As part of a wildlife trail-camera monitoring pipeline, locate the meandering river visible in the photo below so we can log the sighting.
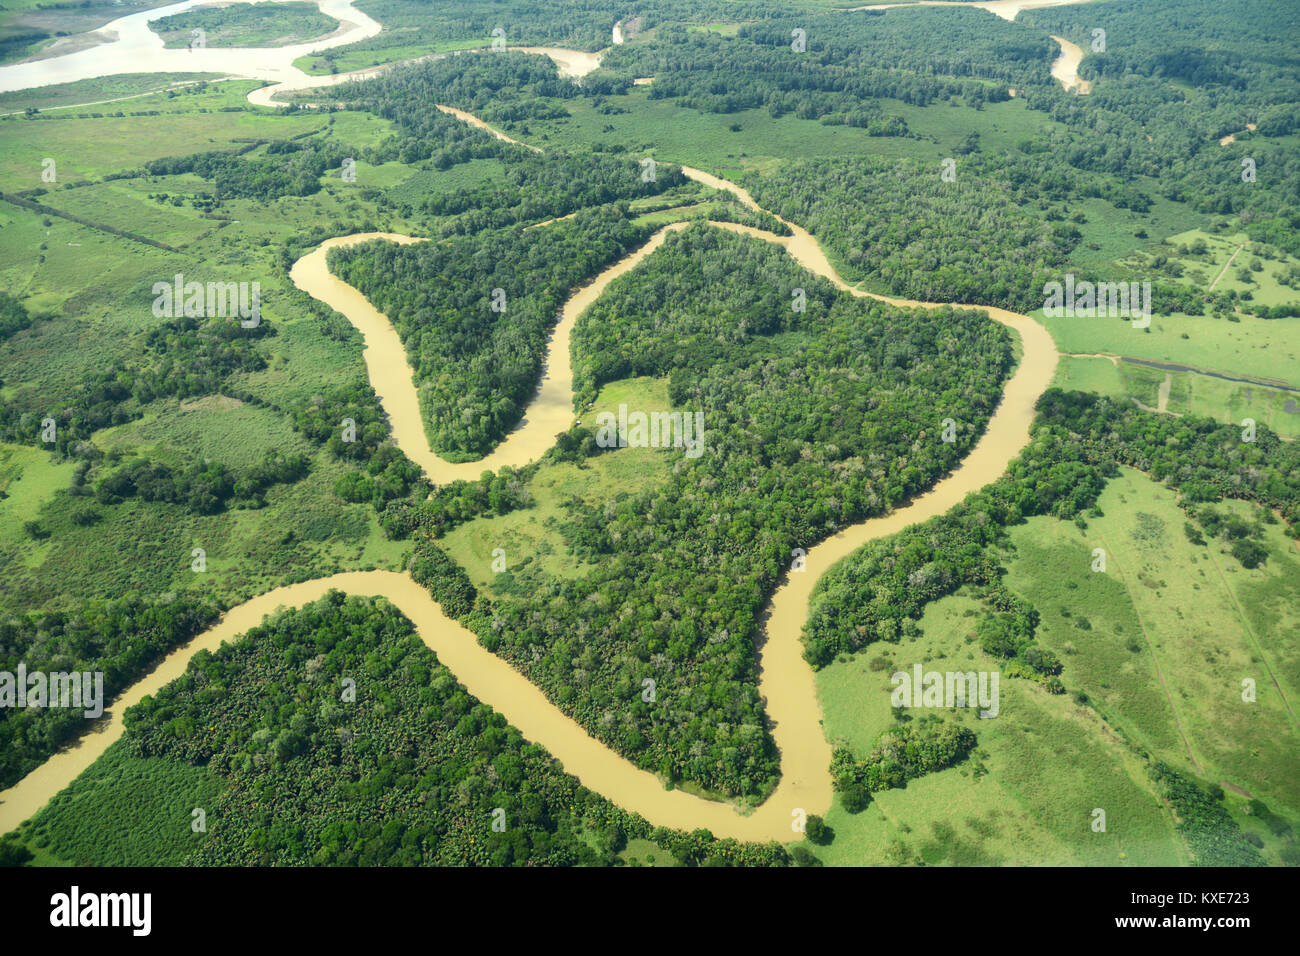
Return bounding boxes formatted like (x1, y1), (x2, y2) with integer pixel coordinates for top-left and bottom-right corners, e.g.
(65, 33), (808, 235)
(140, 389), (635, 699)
(0, 9), (1063, 845)
(0, 0), (1096, 99)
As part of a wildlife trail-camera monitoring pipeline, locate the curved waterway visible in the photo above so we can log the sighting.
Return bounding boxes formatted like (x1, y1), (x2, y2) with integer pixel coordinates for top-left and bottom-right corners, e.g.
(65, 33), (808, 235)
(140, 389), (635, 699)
(0, 0), (1091, 100)
(0, 0), (606, 101)
(1, 132), (1058, 840)
(0, 0), (382, 95)
(1048, 34), (1090, 94)
(0, 60), (1061, 845)
(842, 0), (1095, 93)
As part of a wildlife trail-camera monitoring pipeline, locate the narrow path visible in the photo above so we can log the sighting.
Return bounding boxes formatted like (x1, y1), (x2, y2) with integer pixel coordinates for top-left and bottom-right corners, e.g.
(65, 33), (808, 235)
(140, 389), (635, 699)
(1209, 243), (1246, 292)
(0, 78), (213, 116)
(1156, 372), (1172, 414)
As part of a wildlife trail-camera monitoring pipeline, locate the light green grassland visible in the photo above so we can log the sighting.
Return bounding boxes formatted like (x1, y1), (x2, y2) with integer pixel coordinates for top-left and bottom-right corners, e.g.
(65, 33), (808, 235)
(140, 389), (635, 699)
(1004, 467), (1300, 820)
(810, 592), (1185, 866)
(150, 1), (338, 49)
(1052, 356), (1300, 440)
(0, 96), (327, 187)
(0, 74), (225, 115)
(617, 837), (672, 866)
(1068, 193), (1208, 273)
(94, 395), (307, 470)
(42, 179), (217, 246)
(1141, 229), (1300, 308)
(0, 442), (75, 543)
(1039, 307), (1300, 388)
(440, 377), (674, 599)
(384, 157), (511, 206)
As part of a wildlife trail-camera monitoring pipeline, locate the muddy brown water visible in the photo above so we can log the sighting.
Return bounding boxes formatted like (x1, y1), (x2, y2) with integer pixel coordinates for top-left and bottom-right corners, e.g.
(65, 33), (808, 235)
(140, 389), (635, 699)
(0, 92), (1059, 846)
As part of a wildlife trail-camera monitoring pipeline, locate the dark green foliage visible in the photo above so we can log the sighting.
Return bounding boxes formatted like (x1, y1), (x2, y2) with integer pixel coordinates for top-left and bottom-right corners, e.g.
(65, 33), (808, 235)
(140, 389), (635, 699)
(604, 10), (1041, 117)
(330, 206), (651, 458)
(409, 539), (478, 618)
(791, 846), (822, 866)
(480, 225), (1012, 798)
(840, 782), (871, 814)
(405, 467), (534, 538)
(1150, 762), (1264, 867)
(744, 155), (1078, 312)
(420, 151), (688, 235)
(135, 314), (273, 402)
(143, 138), (352, 200)
(0, 593), (220, 789)
(831, 716), (977, 795)
(117, 593), (787, 866)
(94, 450), (309, 514)
(0, 291), (32, 342)
(804, 814), (832, 845)
(332, 444), (424, 512)
(1020, 0), (1300, 253)
(0, 837), (33, 866)
(288, 382), (428, 526)
(1247, 800), (1294, 839)
(289, 382), (389, 459)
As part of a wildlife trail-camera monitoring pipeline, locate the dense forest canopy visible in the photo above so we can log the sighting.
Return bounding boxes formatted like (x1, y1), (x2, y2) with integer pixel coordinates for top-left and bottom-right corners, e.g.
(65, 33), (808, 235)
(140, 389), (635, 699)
(2, 0), (1298, 871)
(402, 224), (1013, 798)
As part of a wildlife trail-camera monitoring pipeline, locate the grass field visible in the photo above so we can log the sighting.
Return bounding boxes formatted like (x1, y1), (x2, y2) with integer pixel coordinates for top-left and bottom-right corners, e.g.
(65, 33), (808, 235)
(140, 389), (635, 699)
(0, 95), (326, 187)
(804, 464), (1300, 866)
(0, 74), (226, 115)
(1128, 229), (1300, 308)
(1052, 356), (1300, 440)
(150, 1), (338, 49)
(1039, 306), (1300, 388)
(809, 592), (1186, 866)
(0, 442), (75, 545)
(1003, 467), (1300, 826)
(439, 376), (674, 599)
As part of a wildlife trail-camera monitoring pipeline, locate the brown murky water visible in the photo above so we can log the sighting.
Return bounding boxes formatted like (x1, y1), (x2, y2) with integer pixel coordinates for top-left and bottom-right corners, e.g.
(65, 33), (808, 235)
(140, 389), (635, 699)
(1049, 34), (1091, 93)
(0, 106), (1059, 845)
(843, 1), (1095, 93)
